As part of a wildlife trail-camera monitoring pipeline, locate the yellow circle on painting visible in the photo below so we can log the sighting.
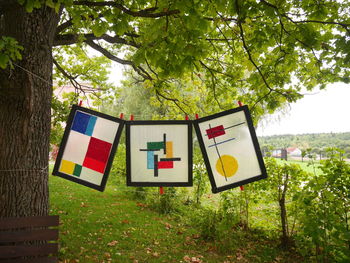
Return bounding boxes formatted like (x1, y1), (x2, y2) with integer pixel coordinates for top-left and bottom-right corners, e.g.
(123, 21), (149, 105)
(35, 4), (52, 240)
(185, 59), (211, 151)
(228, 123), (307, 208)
(216, 155), (238, 178)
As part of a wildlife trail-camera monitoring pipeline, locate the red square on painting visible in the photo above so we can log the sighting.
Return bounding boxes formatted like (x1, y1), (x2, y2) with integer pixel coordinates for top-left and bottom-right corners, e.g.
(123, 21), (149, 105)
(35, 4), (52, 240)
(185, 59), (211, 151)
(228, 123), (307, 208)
(83, 157), (106, 173)
(85, 137), (112, 163)
(158, 161), (174, 169)
(206, 125), (225, 139)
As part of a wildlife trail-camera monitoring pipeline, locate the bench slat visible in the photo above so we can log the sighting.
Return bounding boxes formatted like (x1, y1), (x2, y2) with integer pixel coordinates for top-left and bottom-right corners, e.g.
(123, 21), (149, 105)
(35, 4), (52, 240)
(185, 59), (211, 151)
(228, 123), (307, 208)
(0, 257), (58, 263)
(0, 244), (58, 258)
(0, 216), (59, 230)
(0, 229), (58, 243)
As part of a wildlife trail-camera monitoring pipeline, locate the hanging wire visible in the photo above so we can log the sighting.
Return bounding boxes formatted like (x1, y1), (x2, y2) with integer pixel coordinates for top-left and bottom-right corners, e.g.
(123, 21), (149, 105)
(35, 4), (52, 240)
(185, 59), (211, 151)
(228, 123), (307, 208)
(12, 62), (53, 86)
(0, 165), (49, 173)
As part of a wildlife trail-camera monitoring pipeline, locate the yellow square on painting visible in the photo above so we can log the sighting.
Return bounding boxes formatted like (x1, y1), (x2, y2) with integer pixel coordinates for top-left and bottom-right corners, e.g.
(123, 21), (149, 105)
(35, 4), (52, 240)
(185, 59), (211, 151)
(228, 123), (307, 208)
(166, 142), (173, 158)
(59, 159), (75, 175)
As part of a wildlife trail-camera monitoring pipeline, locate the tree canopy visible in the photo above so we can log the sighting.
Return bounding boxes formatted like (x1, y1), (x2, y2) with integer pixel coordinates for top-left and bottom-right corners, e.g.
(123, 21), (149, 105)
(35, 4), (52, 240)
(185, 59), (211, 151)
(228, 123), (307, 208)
(3, 0), (350, 117)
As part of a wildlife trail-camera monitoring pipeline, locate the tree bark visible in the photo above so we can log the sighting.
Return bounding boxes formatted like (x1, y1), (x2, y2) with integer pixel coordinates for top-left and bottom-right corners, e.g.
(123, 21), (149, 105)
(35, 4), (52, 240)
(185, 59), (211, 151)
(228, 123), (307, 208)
(279, 196), (289, 247)
(279, 173), (291, 248)
(0, 3), (60, 217)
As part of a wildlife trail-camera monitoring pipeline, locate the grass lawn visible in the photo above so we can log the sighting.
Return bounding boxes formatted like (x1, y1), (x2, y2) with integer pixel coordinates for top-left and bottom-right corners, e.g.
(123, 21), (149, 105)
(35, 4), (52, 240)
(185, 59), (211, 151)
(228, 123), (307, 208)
(275, 158), (321, 174)
(49, 170), (305, 263)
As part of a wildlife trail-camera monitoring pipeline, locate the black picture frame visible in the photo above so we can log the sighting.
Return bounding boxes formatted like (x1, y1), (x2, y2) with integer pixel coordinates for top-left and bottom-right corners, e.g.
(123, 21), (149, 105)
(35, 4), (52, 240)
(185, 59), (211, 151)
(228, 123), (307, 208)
(52, 104), (125, 192)
(126, 120), (193, 187)
(193, 105), (267, 193)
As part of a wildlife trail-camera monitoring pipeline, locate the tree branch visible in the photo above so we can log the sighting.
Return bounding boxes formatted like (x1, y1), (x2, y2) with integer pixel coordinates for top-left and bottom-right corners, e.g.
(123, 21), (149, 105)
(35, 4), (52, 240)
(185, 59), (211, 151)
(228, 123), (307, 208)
(56, 19), (74, 34)
(73, 1), (180, 18)
(56, 13), (108, 34)
(199, 60), (223, 109)
(53, 58), (99, 96)
(85, 39), (152, 80)
(237, 18), (272, 92)
(155, 89), (187, 115)
(54, 33), (140, 47)
(204, 16), (238, 22)
(260, 0), (350, 34)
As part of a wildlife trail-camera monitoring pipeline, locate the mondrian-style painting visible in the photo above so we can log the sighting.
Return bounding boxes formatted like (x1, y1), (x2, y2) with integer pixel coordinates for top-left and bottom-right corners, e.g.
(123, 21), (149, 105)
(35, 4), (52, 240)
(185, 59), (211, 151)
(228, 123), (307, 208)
(194, 105), (267, 193)
(126, 121), (192, 187)
(53, 105), (124, 191)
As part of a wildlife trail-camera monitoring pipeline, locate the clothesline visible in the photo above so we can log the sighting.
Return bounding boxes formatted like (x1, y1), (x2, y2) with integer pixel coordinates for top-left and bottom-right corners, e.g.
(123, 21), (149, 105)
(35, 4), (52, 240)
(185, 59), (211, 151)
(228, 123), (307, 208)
(0, 165), (48, 173)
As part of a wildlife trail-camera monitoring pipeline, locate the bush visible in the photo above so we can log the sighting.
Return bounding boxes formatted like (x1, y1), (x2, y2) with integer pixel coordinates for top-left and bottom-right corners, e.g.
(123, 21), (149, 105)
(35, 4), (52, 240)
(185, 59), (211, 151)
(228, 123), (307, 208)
(299, 148), (350, 262)
(109, 143), (126, 186)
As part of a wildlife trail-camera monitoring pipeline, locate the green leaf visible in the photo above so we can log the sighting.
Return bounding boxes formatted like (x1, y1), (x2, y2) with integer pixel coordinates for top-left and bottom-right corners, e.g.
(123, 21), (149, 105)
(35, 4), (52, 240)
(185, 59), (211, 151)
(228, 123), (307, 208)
(0, 54), (9, 69)
(91, 23), (107, 37)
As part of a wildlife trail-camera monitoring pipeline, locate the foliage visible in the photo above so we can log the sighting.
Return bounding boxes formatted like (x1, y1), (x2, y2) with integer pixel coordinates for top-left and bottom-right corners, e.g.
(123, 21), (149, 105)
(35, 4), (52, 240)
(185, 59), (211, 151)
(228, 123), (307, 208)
(11, 0), (350, 119)
(100, 75), (165, 119)
(219, 186), (254, 229)
(256, 158), (309, 247)
(191, 207), (219, 241)
(299, 148), (350, 262)
(109, 143), (126, 186)
(53, 44), (114, 98)
(0, 36), (23, 69)
(192, 147), (210, 205)
(156, 187), (179, 214)
(50, 92), (75, 147)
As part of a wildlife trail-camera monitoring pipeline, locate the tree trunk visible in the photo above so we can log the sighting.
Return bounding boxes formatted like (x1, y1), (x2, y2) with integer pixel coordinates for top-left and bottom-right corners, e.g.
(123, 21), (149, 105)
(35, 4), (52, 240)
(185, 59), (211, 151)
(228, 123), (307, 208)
(0, 3), (60, 217)
(279, 196), (289, 247)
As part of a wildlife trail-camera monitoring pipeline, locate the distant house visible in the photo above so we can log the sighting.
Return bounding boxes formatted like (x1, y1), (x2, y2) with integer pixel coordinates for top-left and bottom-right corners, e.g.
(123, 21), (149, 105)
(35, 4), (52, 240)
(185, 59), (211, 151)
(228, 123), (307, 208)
(53, 83), (99, 105)
(272, 149), (282, 157)
(286, 147), (302, 157)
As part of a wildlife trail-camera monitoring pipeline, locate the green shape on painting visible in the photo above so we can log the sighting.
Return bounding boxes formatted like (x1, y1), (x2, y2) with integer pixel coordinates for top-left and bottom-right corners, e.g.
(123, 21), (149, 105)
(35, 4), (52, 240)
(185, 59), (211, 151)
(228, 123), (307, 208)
(73, 164), (82, 177)
(147, 141), (164, 150)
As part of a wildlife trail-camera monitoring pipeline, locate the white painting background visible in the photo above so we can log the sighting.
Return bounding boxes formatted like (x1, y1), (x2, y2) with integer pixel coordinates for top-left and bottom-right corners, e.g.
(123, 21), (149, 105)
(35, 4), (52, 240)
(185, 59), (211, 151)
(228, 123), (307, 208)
(198, 111), (261, 188)
(130, 125), (189, 183)
(59, 110), (120, 186)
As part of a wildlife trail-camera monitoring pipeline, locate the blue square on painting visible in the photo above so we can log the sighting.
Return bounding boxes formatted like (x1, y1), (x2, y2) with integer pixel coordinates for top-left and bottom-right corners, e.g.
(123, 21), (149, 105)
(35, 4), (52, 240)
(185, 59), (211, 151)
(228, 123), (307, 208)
(85, 116), (97, 136)
(71, 111), (91, 134)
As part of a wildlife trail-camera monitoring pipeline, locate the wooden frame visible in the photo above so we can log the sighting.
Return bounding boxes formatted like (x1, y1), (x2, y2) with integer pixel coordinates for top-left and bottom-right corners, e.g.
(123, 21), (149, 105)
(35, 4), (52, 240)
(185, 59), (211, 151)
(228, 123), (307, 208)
(126, 120), (193, 187)
(193, 105), (267, 193)
(53, 105), (124, 191)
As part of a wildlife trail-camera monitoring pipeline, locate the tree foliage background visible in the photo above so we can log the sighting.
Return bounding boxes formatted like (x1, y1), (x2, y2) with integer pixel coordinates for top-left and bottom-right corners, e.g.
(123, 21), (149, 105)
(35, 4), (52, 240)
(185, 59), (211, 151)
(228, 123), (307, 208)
(3, 0), (350, 117)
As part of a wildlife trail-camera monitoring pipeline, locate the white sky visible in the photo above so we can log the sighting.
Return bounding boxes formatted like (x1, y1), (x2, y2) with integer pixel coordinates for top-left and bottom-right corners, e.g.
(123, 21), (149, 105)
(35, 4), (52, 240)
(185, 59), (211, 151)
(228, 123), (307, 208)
(256, 83), (350, 136)
(108, 63), (350, 137)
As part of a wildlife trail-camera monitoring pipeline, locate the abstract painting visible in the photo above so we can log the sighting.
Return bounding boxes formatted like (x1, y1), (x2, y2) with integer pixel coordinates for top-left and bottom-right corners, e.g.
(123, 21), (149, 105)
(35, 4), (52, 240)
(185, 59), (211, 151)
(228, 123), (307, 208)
(53, 105), (124, 191)
(126, 121), (192, 186)
(193, 105), (267, 193)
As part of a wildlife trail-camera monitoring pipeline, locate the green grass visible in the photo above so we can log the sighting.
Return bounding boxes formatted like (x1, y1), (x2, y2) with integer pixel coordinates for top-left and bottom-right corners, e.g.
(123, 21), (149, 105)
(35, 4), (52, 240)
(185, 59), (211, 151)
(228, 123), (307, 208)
(49, 171), (306, 263)
(275, 158), (321, 174)
(50, 174), (227, 262)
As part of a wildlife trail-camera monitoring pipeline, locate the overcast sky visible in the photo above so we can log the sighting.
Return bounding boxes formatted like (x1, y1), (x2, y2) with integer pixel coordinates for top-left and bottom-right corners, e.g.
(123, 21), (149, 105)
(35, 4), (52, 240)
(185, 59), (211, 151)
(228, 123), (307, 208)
(256, 83), (350, 136)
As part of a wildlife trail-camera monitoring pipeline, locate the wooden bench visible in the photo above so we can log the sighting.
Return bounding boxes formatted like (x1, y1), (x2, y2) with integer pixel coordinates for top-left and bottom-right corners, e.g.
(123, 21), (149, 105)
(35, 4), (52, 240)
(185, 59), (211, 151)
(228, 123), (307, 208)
(0, 215), (59, 263)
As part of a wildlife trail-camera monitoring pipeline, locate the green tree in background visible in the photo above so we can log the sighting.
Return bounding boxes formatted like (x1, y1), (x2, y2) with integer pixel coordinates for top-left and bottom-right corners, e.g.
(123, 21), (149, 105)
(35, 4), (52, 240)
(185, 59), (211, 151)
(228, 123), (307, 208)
(0, 0), (349, 218)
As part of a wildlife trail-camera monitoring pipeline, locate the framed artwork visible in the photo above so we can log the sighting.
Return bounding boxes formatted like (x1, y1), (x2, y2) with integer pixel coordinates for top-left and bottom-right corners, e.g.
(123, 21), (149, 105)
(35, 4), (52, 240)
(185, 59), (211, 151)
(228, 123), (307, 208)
(193, 105), (267, 193)
(126, 121), (192, 187)
(52, 105), (124, 191)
